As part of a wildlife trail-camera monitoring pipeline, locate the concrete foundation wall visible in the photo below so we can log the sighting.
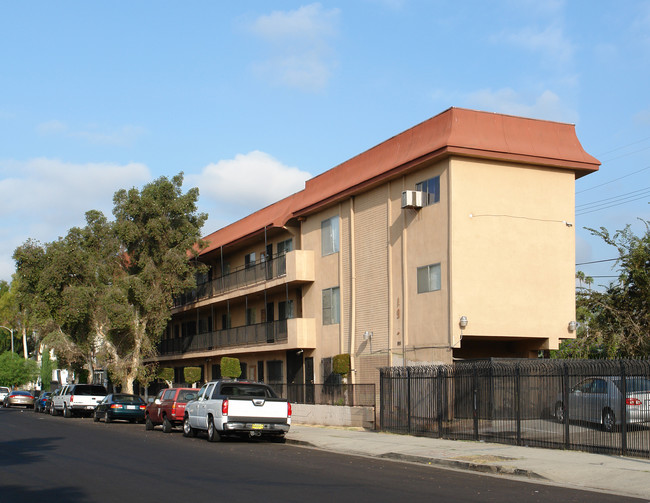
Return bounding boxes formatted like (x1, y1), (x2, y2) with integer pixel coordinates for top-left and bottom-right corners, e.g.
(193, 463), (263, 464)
(291, 404), (375, 429)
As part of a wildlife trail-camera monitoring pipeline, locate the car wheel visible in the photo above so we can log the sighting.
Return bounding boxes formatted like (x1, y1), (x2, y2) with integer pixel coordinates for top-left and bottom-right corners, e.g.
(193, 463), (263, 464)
(183, 415), (196, 438)
(105, 412), (112, 424)
(51, 405), (58, 416)
(63, 404), (72, 418)
(269, 434), (286, 444)
(555, 402), (565, 424)
(162, 416), (172, 433)
(145, 416), (154, 431)
(602, 409), (616, 432)
(93, 410), (100, 422)
(207, 418), (221, 442)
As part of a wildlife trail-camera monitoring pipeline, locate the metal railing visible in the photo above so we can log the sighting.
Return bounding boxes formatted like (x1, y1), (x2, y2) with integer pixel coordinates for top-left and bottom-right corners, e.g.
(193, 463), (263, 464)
(158, 319), (289, 355)
(174, 253), (287, 308)
(380, 359), (650, 458)
(268, 383), (376, 407)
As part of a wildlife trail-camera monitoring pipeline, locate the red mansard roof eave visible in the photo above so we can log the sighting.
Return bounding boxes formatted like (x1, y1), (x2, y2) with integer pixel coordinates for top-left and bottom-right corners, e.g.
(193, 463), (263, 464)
(193, 107), (600, 254)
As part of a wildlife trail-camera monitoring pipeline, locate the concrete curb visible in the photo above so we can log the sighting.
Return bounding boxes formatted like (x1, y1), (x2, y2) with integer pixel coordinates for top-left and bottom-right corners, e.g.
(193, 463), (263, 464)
(286, 438), (547, 481)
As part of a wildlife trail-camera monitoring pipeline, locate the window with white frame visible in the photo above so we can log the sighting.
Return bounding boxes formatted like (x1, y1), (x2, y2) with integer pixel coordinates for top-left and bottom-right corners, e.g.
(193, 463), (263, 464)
(416, 176), (440, 206)
(245, 252), (256, 268)
(321, 216), (339, 256)
(322, 287), (340, 325)
(417, 263), (441, 293)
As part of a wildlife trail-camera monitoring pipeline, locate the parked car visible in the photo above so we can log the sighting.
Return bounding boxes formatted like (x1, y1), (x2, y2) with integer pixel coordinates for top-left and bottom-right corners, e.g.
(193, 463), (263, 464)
(93, 394), (146, 423)
(34, 391), (52, 413)
(183, 380), (291, 442)
(59, 384), (108, 417)
(3, 390), (35, 408)
(50, 385), (70, 416)
(555, 376), (650, 432)
(0, 386), (10, 403)
(145, 387), (197, 433)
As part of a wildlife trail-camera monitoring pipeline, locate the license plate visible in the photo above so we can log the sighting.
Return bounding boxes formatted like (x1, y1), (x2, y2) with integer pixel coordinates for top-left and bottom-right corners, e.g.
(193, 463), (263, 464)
(252, 423), (264, 430)
(127, 405), (137, 410)
(86, 406), (95, 410)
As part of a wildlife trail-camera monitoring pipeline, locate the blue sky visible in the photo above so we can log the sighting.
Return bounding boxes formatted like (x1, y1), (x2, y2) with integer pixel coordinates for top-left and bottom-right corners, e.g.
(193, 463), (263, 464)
(1, 1), (649, 287)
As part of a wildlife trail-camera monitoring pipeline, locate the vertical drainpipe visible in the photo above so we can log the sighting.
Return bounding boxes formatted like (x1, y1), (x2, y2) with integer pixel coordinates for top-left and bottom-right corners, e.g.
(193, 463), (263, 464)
(264, 225), (268, 324)
(348, 198), (356, 385)
(387, 182), (393, 368)
(401, 176), (408, 366)
(447, 164), (454, 351)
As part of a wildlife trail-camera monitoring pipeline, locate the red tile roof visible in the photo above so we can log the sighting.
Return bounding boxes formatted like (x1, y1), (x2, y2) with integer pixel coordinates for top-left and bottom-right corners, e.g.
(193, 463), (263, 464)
(199, 107), (599, 256)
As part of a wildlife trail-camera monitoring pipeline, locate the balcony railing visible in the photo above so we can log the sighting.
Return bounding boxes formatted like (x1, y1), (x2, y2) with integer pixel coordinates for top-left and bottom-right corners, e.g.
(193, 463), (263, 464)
(158, 319), (289, 355)
(174, 253), (288, 308)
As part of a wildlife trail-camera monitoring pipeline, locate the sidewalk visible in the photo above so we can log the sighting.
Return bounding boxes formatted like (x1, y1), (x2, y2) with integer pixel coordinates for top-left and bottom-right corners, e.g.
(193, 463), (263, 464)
(286, 424), (650, 500)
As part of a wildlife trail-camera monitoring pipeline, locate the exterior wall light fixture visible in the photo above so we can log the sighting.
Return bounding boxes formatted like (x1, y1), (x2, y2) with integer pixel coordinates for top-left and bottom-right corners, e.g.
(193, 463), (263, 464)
(568, 321), (577, 332)
(459, 316), (468, 329)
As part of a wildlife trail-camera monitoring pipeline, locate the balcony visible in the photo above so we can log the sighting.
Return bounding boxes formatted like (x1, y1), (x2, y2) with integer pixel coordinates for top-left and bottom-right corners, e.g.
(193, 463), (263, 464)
(157, 317), (316, 357)
(173, 250), (314, 309)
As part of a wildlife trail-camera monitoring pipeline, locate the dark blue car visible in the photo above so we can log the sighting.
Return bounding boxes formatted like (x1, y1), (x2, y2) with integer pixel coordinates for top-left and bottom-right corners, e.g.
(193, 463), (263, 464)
(93, 394), (146, 423)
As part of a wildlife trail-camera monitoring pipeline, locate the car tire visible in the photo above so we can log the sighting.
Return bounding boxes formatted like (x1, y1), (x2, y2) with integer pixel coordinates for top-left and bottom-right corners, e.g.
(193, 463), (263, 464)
(145, 417), (154, 431)
(162, 416), (172, 433)
(207, 418), (221, 443)
(51, 405), (58, 416)
(270, 434), (286, 444)
(602, 409), (616, 432)
(555, 402), (565, 424)
(93, 411), (100, 422)
(63, 404), (72, 418)
(105, 413), (112, 424)
(183, 415), (196, 438)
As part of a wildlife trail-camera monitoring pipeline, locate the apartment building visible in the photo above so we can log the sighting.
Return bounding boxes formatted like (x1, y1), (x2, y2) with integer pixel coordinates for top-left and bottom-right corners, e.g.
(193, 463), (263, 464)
(156, 107), (600, 388)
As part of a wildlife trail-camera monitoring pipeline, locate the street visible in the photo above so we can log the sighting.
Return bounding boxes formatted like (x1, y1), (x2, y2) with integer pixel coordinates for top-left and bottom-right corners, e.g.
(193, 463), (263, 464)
(0, 407), (643, 502)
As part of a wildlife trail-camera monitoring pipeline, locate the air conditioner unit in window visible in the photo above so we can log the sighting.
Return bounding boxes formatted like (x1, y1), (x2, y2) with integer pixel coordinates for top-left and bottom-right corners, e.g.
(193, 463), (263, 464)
(401, 190), (424, 209)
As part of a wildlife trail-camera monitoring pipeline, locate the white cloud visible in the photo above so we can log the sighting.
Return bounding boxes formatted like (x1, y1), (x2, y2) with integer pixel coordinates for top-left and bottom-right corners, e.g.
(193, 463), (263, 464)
(186, 151), (311, 228)
(494, 24), (575, 66)
(465, 87), (578, 123)
(0, 158), (151, 281)
(249, 3), (340, 92)
(36, 120), (147, 146)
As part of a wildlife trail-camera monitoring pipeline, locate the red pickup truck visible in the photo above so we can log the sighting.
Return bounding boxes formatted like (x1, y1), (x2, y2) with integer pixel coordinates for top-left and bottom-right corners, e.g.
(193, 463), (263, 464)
(145, 388), (198, 433)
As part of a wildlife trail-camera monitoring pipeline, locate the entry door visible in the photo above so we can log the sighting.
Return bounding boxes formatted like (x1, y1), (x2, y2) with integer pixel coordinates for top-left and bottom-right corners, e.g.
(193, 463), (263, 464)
(305, 357), (314, 404)
(286, 350), (304, 403)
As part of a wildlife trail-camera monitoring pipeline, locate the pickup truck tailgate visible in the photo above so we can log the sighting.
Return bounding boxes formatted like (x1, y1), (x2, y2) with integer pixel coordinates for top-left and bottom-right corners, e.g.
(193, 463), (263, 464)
(226, 397), (289, 423)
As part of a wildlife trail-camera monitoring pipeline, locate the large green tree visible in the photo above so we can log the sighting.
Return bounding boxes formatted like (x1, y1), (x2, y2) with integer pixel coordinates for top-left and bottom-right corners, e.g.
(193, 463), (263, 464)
(13, 173), (207, 393)
(0, 352), (38, 388)
(556, 220), (650, 358)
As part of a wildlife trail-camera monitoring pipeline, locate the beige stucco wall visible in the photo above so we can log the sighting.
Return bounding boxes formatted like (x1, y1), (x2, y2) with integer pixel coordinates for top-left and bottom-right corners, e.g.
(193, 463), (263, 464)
(449, 157), (576, 350)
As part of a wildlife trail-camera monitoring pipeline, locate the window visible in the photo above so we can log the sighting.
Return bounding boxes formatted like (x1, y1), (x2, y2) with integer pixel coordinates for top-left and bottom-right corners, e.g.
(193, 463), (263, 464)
(416, 176), (440, 206)
(417, 263), (441, 293)
(321, 216), (339, 256)
(245, 252), (256, 267)
(322, 287), (340, 325)
(221, 313), (231, 330)
(246, 308), (256, 326)
(279, 300), (294, 320)
(277, 238), (293, 255)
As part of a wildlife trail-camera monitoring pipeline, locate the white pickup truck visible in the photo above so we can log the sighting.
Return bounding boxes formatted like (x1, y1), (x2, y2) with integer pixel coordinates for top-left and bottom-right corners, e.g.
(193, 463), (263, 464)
(183, 380), (291, 443)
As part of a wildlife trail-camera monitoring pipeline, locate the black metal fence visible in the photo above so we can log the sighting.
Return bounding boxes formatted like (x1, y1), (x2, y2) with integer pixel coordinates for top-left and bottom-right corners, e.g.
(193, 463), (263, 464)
(380, 359), (650, 458)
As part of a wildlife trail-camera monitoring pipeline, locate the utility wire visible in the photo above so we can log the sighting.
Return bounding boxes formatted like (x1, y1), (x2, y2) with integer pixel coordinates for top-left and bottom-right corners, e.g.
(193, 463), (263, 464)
(576, 192), (650, 216)
(576, 186), (650, 209)
(576, 258), (619, 266)
(576, 165), (650, 194)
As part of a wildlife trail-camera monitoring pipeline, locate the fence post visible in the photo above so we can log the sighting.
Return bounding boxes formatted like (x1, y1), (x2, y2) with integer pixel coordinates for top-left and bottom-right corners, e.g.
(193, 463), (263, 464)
(437, 367), (443, 437)
(620, 361), (627, 456)
(473, 363), (479, 441)
(563, 362), (570, 449)
(515, 364), (521, 446)
(379, 371), (384, 431)
(407, 367), (412, 435)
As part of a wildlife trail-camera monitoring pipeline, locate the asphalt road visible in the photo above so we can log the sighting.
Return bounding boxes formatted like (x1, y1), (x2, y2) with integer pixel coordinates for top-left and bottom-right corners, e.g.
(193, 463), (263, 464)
(0, 407), (644, 503)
